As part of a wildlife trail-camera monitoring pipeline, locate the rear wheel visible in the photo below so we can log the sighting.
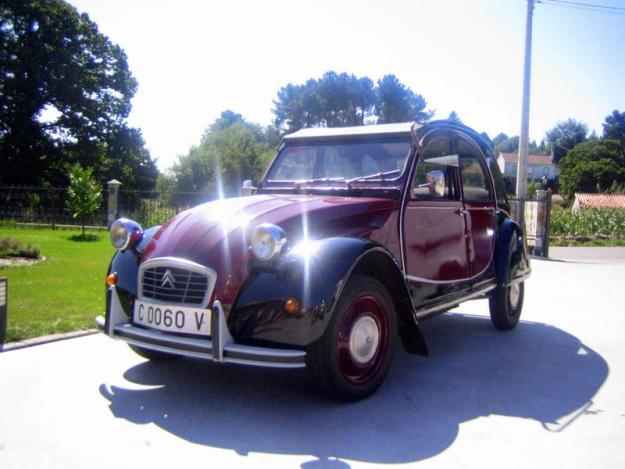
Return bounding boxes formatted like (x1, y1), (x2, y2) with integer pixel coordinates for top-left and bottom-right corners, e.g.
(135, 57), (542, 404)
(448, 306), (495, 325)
(489, 281), (524, 330)
(128, 344), (175, 361)
(307, 275), (397, 401)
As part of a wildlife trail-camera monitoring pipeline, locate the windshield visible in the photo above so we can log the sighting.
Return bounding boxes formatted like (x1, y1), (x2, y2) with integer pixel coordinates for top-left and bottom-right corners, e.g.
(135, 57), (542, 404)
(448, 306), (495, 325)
(266, 139), (412, 183)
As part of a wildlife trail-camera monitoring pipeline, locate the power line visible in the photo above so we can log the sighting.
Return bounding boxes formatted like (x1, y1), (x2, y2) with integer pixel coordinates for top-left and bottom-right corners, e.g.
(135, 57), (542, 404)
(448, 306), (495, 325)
(537, 0), (625, 15)
(544, 0), (625, 11)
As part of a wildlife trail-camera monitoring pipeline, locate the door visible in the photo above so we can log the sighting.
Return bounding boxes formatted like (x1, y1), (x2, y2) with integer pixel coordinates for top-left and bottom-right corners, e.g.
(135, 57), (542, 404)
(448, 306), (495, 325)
(458, 136), (497, 284)
(402, 132), (471, 302)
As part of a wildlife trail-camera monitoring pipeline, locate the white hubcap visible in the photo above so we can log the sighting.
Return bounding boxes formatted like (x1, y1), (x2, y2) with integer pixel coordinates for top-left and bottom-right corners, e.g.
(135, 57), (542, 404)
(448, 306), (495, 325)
(349, 315), (380, 364)
(509, 283), (520, 309)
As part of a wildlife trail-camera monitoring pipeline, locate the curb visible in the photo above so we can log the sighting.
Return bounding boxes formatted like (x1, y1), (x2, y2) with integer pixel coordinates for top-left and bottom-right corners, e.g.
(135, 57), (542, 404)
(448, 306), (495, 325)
(1, 329), (97, 352)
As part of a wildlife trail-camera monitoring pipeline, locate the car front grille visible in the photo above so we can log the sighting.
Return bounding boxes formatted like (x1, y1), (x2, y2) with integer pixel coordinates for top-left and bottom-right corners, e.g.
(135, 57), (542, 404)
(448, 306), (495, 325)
(141, 265), (210, 305)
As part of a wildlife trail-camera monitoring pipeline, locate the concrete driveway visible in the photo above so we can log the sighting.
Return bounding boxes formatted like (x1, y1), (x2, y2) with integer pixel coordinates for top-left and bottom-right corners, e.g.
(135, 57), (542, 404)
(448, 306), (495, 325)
(1, 256), (624, 468)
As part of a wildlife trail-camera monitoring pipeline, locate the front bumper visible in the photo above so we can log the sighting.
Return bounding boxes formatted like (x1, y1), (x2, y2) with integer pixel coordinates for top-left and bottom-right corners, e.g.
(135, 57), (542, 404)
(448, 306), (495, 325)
(96, 286), (306, 368)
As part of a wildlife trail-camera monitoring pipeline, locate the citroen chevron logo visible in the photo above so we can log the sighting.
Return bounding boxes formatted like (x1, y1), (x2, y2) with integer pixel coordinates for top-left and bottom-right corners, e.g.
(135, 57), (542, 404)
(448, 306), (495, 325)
(160, 269), (176, 289)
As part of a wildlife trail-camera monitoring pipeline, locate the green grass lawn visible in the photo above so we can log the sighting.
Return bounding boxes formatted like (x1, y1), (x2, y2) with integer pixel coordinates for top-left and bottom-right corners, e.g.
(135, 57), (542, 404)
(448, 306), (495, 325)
(0, 227), (114, 342)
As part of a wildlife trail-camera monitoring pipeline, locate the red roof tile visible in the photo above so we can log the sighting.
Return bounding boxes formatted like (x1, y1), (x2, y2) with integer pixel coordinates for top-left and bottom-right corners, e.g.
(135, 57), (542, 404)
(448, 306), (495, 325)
(499, 152), (554, 166)
(574, 193), (625, 209)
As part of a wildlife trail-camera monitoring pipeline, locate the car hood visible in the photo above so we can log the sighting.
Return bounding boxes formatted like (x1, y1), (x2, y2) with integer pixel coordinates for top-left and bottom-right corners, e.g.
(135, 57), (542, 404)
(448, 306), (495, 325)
(141, 194), (398, 306)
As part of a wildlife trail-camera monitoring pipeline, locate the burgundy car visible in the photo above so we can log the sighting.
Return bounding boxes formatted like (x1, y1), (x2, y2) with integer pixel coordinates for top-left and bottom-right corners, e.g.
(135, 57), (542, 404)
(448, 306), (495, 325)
(97, 120), (530, 401)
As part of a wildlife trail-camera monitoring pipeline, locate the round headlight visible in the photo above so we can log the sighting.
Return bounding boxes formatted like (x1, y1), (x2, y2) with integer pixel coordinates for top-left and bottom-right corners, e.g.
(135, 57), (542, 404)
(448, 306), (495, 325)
(251, 223), (287, 261)
(110, 218), (143, 251)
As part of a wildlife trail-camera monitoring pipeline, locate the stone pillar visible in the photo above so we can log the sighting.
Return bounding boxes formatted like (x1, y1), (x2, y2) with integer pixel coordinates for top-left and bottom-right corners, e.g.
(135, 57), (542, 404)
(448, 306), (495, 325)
(107, 179), (122, 227)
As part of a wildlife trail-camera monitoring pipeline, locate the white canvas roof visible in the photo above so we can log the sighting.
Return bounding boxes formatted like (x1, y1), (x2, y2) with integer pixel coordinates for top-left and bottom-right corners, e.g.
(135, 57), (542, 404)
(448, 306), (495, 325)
(283, 122), (418, 140)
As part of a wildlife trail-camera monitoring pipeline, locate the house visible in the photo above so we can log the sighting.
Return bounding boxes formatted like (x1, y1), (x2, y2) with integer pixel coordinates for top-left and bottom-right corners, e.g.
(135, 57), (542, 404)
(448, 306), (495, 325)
(497, 152), (559, 181)
(572, 193), (625, 213)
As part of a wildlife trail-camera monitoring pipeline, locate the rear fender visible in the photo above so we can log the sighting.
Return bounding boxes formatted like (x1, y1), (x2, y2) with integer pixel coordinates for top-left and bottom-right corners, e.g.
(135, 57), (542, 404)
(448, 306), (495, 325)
(494, 218), (531, 286)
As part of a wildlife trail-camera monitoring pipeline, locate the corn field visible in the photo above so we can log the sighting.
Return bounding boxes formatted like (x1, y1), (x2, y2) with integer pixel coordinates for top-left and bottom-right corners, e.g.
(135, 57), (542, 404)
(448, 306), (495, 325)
(550, 209), (625, 238)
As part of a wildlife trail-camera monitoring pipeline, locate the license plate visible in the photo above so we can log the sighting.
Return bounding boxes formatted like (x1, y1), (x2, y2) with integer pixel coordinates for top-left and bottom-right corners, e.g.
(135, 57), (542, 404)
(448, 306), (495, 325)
(133, 299), (211, 336)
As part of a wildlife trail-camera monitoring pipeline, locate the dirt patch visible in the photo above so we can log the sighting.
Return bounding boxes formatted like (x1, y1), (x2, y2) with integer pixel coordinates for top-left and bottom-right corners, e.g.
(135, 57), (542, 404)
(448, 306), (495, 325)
(0, 256), (45, 268)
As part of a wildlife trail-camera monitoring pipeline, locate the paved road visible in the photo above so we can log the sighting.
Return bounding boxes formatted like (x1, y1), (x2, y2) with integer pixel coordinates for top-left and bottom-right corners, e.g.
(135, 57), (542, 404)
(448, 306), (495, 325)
(1, 258), (624, 469)
(549, 246), (625, 264)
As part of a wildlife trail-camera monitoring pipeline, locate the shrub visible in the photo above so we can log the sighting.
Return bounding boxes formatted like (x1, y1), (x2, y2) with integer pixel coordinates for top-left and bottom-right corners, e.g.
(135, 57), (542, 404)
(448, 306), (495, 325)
(0, 238), (41, 258)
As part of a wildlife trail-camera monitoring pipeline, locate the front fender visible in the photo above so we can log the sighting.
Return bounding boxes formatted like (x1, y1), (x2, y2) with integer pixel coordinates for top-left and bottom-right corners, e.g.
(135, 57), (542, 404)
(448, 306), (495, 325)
(230, 237), (374, 348)
(105, 226), (161, 323)
(230, 237), (428, 355)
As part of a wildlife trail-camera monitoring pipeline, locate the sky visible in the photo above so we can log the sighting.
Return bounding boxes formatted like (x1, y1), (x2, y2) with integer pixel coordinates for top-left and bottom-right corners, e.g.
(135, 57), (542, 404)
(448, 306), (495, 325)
(67, 0), (625, 171)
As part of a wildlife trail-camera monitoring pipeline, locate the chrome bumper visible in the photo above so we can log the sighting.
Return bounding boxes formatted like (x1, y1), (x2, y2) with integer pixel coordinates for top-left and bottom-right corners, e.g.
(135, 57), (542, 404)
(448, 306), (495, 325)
(96, 286), (306, 369)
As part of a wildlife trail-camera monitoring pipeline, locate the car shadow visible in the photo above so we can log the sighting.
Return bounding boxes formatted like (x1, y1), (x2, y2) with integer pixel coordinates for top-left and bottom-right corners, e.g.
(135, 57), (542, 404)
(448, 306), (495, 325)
(99, 312), (608, 466)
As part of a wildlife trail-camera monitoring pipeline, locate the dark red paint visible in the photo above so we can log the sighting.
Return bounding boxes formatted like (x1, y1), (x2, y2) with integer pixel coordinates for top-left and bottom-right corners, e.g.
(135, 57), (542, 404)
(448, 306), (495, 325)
(336, 296), (389, 384)
(142, 194), (400, 310)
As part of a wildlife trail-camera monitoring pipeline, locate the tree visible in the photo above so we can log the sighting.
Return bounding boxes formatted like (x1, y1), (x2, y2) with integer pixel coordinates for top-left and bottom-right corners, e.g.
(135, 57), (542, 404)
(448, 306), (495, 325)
(100, 127), (159, 191)
(603, 109), (625, 154)
(447, 110), (462, 124)
(172, 111), (274, 198)
(272, 72), (432, 132)
(273, 72), (376, 132)
(494, 134), (519, 154)
(490, 133), (547, 156)
(0, 0), (156, 188)
(492, 133), (510, 147)
(66, 164), (102, 237)
(375, 74), (433, 124)
(545, 119), (588, 164)
(209, 110), (245, 132)
(315, 72), (376, 127)
(272, 81), (319, 132)
(558, 140), (625, 200)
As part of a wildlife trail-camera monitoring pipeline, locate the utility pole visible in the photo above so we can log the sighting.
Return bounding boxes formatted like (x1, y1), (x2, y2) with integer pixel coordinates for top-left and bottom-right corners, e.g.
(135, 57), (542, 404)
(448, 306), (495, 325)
(516, 0), (535, 200)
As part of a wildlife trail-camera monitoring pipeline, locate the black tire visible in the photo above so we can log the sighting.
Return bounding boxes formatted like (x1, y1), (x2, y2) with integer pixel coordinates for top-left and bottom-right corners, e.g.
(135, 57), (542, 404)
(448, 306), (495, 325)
(128, 344), (175, 361)
(489, 281), (524, 330)
(307, 275), (397, 402)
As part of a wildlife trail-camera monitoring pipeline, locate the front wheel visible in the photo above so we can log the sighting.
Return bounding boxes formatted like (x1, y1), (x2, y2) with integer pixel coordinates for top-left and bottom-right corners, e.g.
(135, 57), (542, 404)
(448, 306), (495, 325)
(307, 275), (397, 401)
(489, 281), (524, 330)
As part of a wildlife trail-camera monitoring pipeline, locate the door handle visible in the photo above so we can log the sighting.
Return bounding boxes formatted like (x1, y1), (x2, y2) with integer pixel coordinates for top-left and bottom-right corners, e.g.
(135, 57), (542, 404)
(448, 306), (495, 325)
(455, 208), (467, 216)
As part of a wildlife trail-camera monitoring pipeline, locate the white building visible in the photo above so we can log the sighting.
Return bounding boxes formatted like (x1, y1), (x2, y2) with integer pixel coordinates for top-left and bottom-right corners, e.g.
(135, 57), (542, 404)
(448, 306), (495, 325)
(497, 152), (559, 181)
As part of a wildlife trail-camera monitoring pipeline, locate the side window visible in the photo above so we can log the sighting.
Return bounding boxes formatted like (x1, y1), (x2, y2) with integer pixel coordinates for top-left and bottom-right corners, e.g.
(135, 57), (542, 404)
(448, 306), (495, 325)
(411, 137), (459, 201)
(458, 138), (492, 202)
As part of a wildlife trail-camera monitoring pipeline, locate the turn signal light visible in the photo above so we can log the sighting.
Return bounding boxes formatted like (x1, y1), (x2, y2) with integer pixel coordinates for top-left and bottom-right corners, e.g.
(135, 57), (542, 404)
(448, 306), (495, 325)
(284, 298), (300, 315)
(106, 272), (117, 287)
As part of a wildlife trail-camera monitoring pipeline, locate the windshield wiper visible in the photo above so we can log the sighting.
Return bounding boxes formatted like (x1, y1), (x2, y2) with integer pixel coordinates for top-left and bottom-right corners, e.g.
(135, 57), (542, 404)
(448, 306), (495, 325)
(294, 177), (347, 188)
(346, 169), (401, 186)
(291, 170), (401, 190)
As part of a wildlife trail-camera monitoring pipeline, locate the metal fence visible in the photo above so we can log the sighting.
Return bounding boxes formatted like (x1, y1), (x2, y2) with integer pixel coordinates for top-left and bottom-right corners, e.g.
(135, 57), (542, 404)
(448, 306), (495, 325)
(117, 190), (215, 227)
(0, 184), (216, 229)
(0, 184), (553, 258)
(0, 185), (106, 227)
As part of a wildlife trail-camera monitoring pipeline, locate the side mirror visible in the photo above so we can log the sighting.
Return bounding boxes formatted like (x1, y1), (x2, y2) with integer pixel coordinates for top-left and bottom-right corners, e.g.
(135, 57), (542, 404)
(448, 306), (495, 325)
(241, 179), (257, 196)
(426, 170), (445, 198)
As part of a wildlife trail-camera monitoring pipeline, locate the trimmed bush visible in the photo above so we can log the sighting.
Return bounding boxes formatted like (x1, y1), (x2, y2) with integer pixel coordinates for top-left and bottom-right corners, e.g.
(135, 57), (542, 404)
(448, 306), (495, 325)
(0, 238), (41, 258)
